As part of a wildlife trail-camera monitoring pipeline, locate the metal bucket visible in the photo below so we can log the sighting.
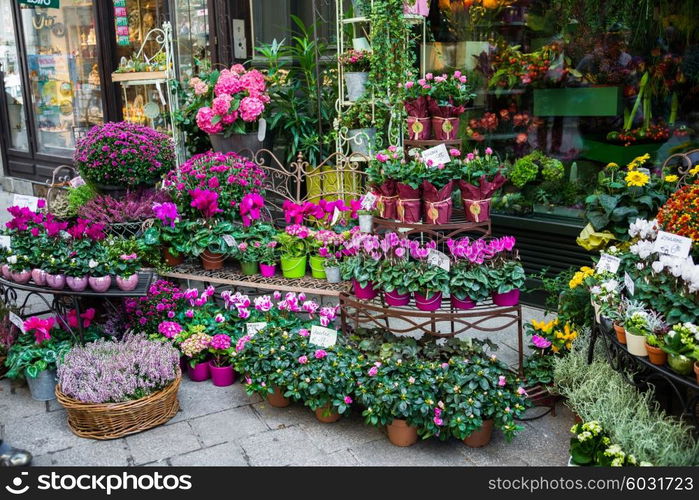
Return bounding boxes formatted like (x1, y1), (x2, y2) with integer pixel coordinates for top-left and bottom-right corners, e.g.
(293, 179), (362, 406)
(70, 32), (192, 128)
(26, 369), (57, 401)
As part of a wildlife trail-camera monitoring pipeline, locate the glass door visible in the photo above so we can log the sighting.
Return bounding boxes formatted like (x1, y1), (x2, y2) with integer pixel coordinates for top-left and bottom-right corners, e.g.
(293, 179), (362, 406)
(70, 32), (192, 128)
(0, 0), (29, 153)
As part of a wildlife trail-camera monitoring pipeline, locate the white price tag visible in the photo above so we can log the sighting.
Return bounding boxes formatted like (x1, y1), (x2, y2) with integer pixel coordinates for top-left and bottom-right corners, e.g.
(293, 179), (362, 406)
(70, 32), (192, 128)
(427, 249), (450, 272)
(12, 194), (40, 212)
(361, 192), (377, 210)
(421, 144), (450, 167)
(0, 236), (11, 250)
(257, 118), (267, 142)
(69, 176), (86, 188)
(222, 235), (237, 248)
(596, 253), (621, 274)
(654, 231), (692, 259)
(246, 322), (268, 336)
(9, 312), (25, 333)
(624, 272), (635, 296)
(331, 207), (341, 226)
(309, 325), (337, 348)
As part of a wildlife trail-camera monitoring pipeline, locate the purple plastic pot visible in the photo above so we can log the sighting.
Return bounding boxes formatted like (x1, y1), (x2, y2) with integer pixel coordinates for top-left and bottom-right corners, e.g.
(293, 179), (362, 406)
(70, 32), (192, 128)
(209, 362), (236, 387)
(187, 361), (210, 382)
(45, 273), (66, 290)
(259, 263), (276, 277)
(352, 279), (378, 300)
(1, 264), (11, 280)
(11, 270), (31, 284)
(116, 274), (139, 291)
(88, 275), (112, 293)
(492, 289), (520, 307)
(385, 290), (411, 306)
(415, 291), (443, 311)
(451, 295), (476, 310)
(66, 276), (89, 292)
(31, 269), (48, 287)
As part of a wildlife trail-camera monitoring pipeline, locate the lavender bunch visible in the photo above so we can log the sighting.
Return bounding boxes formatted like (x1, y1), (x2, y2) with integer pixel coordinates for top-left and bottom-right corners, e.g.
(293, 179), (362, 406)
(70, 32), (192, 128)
(57, 335), (180, 403)
(78, 189), (172, 224)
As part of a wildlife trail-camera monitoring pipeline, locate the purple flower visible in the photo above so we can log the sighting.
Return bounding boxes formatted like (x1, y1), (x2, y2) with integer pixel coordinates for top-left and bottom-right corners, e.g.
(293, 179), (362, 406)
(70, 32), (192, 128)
(298, 355), (308, 364)
(344, 396), (353, 405)
(153, 202), (179, 228)
(210, 334), (231, 350)
(531, 335), (551, 349)
(314, 349), (327, 359)
(368, 366), (378, 377)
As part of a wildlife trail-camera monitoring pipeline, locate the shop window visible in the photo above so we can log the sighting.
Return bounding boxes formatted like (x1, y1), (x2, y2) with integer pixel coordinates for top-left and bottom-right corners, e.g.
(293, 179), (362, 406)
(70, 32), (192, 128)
(0, 0), (28, 152)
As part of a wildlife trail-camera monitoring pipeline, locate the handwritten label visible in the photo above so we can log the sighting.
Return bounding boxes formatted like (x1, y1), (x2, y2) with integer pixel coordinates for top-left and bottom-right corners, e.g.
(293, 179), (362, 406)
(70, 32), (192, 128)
(421, 143), (450, 167)
(69, 176), (86, 188)
(309, 325), (337, 348)
(258, 118), (267, 142)
(9, 312), (25, 333)
(654, 231), (692, 259)
(596, 253), (620, 274)
(361, 192), (377, 210)
(624, 272), (635, 296)
(331, 207), (341, 226)
(0, 236), (10, 250)
(12, 194), (40, 212)
(246, 322), (268, 336)
(427, 249), (450, 272)
(222, 235), (237, 248)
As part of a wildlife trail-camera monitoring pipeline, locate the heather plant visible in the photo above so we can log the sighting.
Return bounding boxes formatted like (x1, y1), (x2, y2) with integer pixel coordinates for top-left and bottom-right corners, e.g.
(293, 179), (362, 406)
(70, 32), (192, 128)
(57, 335), (180, 403)
(124, 280), (185, 334)
(73, 122), (175, 187)
(78, 189), (172, 225)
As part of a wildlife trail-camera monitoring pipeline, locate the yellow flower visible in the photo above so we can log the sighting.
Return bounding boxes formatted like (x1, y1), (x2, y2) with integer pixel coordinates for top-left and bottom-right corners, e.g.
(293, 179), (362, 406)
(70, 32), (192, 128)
(664, 175), (678, 183)
(627, 154), (650, 171)
(566, 342), (572, 350)
(690, 165), (699, 176)
(606, 162), (619, 169)
(551, 345), (560, 353)
(625, 170), (649, 187)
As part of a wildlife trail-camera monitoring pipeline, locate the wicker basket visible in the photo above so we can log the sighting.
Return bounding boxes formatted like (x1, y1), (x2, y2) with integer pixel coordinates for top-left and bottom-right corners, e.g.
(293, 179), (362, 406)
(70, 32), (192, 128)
(55, 374), (181, 440)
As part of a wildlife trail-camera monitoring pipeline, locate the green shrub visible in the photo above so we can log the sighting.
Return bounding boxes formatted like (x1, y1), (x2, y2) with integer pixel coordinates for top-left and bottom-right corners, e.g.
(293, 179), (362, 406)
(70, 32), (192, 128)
(67, 184), (97, 216)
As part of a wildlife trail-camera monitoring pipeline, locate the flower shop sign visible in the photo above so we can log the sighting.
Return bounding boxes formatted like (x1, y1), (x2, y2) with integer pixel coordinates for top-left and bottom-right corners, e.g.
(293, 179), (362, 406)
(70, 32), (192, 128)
(596, 253), (620, 274)
(18, 0), (60, 8)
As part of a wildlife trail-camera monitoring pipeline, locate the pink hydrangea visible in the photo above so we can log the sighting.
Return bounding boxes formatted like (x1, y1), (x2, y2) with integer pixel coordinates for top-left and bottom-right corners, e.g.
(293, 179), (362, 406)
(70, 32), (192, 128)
(210, 334), (231, 350)
(195, 106), (222, 134)
(158, 321), (183, 339)
(239, 96), (265, 122)
(212, 94), (232, 115)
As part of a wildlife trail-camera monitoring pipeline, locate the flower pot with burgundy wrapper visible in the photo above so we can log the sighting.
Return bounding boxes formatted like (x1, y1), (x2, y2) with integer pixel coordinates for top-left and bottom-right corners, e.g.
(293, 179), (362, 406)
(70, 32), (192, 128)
(267, 386), (291, 408)
(372, 180), (398, 220)
(396, 183), (422, 223)
(431, 117), (460, 140)
(200, 250), (225, 270)
(458, 174), (506, 224)
(406, 116), (431, 140)
(422, 180), (453, 224)
(463, 198), (491, 223)
(386, 419), (418, 447)
(463, 419), (493, 448)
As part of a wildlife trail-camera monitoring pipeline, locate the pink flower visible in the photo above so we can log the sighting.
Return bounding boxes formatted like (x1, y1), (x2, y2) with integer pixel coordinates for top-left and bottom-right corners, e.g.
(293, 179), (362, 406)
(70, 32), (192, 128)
(344, 396), (353, 405)
(211, 334), (231, 350)
(298, 328), (310, 337)
(449, 148), (461, 157)
(485, 147), (493, 155)
(23, 316), (55, 344)
(314, 349), (327, 359)
(254, 296), (273, 312)
(298, 355), (308, 364)
(368, 366), (378, 377)
(158, 321), (183, 339)
(212, 94), (232, 115)
(531, 335), (551, 349)
(498, 375), (507, 387)
(214, 314), (225, 323)
(517, 387), (527, 396)
(433, 416), (443, 426)
(238, 308), (250, 320)
(239, 96), (265, 122)
(120, 253), (138, 261)
(185, 309), (194, 318)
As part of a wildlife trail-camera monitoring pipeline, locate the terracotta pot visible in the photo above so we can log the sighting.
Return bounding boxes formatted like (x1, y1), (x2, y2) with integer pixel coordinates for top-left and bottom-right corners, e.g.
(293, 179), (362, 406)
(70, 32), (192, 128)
(694, 362), (699, 385)
(572, 412), (583, 425)
(314, 404), (341, 423)
(31, 269), (47, 287)
(645, 343), (667, 366)
(163, 248), (184, 266)
(463, 419), (494, 448)
(116, 274), (139, 291)
(267, 385), (291, 408)
(613, 324), (626, 344)
(11, 270), (31, 284)
(45, 273), (66, 290)
(88, 275), (112, 292)
(386, 418), (418, 447)
(66, 275), (89, 292)
(200, 250), (225, 270)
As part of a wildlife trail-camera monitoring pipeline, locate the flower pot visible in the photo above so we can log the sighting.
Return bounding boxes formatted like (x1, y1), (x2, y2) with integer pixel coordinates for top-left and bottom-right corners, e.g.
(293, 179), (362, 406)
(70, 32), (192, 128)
(694, 362), (699, 385)
(309, 255), (326, 279)
(396, 183), (422, 223)
(385, 290), (411, 306)
(492, 289), (520, 307)
(163, 248), (184, 267)
(462, 198), (492, 223)
(625, 330), (648, 357)
(1, 264), (11, 280)
(208, 362), (236, 387)
(645, 343), (667, 366)
(352, 279), (378, 300)
(187, 361), (210, 382)
(200, 250), (225, 271)
(66, 275), (89, 292)
(88, 275), (112, 293)
(386, 418), (418, 447)
(403, 0), (430, 16)
(116, 274), (139, 291)
(25, 368), (57, 401)
(415, 291), (442, 311)
(347, 127), (376, 156)
(209, 131), (265, 155)
(451, 295), (476, 310)
(406, 116), (431, 140)
(259, 263), (276, 277)
(324, 265), (341, 284)
(344, 72), (369, 101)
(280, 255), (307, 279)
(240, 261), (259, 276)
(431, 117), (459, 141)
(45, 273), (66, 290)
(358, 214), (373, 233)
(314, 404), (341, 423)
(31, 269), (47, 287)
(463, 419), (494, 448)
(11, 270), (31, 284)
(613, 324), (626, 344)
(667, 353), (693, 376)
(422, 180), (453, 224)
(267, 385), (290, 408)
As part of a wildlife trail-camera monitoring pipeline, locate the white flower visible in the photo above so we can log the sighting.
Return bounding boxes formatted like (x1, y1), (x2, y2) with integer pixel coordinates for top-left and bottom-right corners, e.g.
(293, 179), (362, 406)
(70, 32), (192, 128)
(7, 255), (17, 264)
(651, 261), (664, 273)
(636, 263), (645, 270)
(590, 286), (601, 295)
(88, 259), (99, 269)
(602, 279), (619, 292)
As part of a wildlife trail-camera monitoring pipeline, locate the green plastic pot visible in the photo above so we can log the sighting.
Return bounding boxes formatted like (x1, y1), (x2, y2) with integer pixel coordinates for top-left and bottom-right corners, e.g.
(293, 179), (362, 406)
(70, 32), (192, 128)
(281, 255), (307, 279)
(240, 261), (259, 276)
(309, 255), (326, 279)
(667, 353), (693, 376)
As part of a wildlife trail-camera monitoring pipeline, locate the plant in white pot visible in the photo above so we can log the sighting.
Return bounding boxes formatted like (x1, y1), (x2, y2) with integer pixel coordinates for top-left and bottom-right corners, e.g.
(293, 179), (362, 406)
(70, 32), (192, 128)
(623, 306), (664, 357)
(339, 49), (371, 101)
(340, 98), (386, 156)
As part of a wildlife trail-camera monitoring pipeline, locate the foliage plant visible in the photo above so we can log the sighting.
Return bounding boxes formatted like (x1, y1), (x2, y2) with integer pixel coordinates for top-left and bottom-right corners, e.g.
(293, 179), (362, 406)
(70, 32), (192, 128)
(569, 421), (647, 466)
(5, 318), (74, 379)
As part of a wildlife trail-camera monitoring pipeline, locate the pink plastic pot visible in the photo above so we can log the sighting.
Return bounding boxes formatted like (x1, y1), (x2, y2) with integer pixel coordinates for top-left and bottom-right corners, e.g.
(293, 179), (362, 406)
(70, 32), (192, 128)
(116, 274), (139, 291)
(259, 263), (276, 277)
(492, 289), (520, 307)
(353, 279), (378, 300)
(31, 269), (47, 287)
(403, 0), (430, 16)
(451, 295), (476, 310)
(1, 264), (11, 280)
(88, 275), (112, 293)
(66, 276), (89, 292)
(45, 273), (66, 290)
(385, 290), (411, 306)
(209, 362), (236, 387)
(415, 292), (443, 311)
(187, 361), (210, 382)
(11, 270), (31, 284)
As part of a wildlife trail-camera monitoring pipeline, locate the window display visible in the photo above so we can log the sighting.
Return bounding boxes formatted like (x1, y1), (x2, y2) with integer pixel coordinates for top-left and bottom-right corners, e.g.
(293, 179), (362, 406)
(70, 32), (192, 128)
(0, 0), (28, 152)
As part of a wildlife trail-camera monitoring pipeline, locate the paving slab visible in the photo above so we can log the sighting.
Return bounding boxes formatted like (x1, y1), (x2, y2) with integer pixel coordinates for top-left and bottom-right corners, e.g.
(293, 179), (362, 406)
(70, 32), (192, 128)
(350, 436), (471, 466)
(126, 421), (201, 465)
(299, 412), (384, 454)
(188, 406), (268, 447)
(0, 380), (50, 419)
(251, 400), (317, 430)
(170, 442), (248, 466)
(300, 448), (360, 466)
(238, 426), (327, 466)
(33, 438), (132, 466)
(168, 379), (261, 423)
(3, 410), (76, 457)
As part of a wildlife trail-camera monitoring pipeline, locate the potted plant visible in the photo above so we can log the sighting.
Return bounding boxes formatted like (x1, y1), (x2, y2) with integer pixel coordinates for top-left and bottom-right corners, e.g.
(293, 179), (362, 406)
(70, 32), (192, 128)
(208, 334), (235, 387)
(446, 238), (492, 309)
(259, 240), (279, 277)
(176, 325), (212, 382)
(426, 72), (475, 140)
(148, 202), (188, 266)
(376, 236), (414, 306)
(402, 77), (431, 140)
(340, 231), (381, 299)
(662, 323), (698, 377)
(276, 225), (312, 279)
(407, 257), (449, 312)
(234, 241), (261, 276)
(484, 237), (524, 306)
(421, 151), (458, 224)
(339, 97), (383, 156)
(623, 309), (652, 357)
(386, 151), (424, 224)
(110, 252), (141, 291)
(645, 332), (668, 366)
(43, 252), (68, 290)
(314, 230), (345, 284)
(366, 147), (401, 220)
(64, 257), (90, 292)
(183, 219), (238, 271)
(339, 49), (370, 102)
(7, 253), (32, 285)
(86, 253), (113, 293)
(455, 149), (507, 223)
